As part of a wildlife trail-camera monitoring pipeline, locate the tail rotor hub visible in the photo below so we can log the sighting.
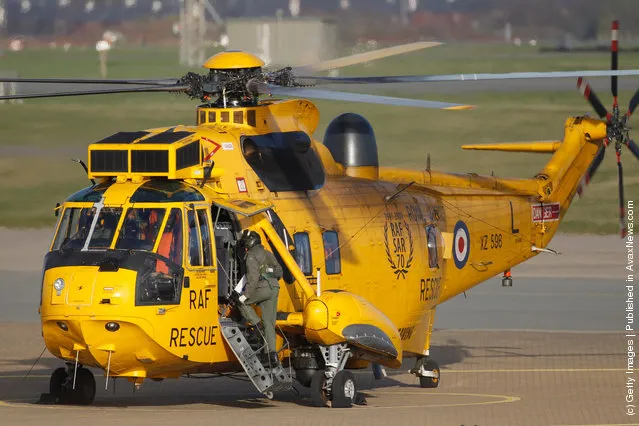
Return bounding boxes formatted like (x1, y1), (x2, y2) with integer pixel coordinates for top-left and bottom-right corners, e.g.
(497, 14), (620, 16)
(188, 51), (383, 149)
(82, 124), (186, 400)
(576, 20), (639, 238)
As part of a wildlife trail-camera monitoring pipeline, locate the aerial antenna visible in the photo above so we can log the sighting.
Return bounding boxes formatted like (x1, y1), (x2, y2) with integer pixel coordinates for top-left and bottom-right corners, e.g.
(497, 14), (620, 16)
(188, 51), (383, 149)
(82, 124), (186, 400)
(71, 159), (95, 185)
(385, 181), (415, 203)
(426, 153), (431, 171)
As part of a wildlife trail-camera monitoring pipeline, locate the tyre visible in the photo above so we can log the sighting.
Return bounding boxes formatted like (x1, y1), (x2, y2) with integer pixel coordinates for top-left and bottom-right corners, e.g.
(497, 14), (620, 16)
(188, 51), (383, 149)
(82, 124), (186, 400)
(49, 367), (69, 403)
(294, 369), (315, 388)
(310, 370), (329, 407)
(68, 368), (96, 405)
(331, 370), (356, 408)
(419, 359), (440, 388)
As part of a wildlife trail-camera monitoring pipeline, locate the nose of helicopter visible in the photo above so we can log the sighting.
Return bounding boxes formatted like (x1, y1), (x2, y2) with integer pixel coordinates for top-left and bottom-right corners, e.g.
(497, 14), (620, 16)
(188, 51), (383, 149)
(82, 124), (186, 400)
(41, 315), (164, 377)
(44, 266), (136, 307)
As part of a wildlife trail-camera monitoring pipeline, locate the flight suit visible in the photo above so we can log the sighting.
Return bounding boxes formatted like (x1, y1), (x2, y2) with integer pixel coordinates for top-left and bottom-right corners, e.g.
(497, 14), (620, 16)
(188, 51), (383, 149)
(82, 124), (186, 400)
(238, 244), (283, 353)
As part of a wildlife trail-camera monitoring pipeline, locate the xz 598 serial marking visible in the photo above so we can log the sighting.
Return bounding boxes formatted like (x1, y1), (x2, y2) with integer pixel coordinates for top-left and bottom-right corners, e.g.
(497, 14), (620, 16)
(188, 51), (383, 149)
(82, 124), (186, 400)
(480, 233), (503, 250)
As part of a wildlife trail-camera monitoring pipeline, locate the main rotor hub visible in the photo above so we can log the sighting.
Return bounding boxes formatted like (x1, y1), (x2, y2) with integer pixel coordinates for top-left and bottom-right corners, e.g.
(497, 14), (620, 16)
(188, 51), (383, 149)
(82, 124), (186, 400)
(202, 51), (265, 70)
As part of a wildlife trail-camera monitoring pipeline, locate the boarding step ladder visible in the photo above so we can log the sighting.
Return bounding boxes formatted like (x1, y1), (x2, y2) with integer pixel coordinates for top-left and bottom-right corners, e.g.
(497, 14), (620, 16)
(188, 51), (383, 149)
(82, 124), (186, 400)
(220, 318), (292, 397)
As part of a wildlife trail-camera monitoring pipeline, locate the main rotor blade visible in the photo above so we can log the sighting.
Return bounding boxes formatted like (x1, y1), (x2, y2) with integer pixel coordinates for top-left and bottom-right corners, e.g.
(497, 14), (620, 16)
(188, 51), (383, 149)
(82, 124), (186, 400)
(577, 77), (610, 120)
(253, 82), (472, 110)
(611, 20), (620, 101)
(291, 41), (441, 75)
(295, 69), (639, 85)
(0, 85), (189, 100)
(0, 77), (178, 85)
(626, 139), (639, 160)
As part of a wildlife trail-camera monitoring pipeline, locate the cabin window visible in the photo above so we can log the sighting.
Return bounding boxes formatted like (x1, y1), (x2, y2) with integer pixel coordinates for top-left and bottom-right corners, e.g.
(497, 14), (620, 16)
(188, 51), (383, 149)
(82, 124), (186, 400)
(322, 231), (341, 275)
(293, 232), (312, 275)
(197, 209), (213, 267)
(188, 210), (202, 266)
(116, 208), (165, 251)
(426, 225), (439, 269)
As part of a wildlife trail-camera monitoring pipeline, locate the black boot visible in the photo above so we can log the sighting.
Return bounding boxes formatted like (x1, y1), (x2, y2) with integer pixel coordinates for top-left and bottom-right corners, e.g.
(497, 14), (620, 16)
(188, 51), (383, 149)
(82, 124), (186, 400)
(259, 351), (280, 369)
(252, 321), (266, 340)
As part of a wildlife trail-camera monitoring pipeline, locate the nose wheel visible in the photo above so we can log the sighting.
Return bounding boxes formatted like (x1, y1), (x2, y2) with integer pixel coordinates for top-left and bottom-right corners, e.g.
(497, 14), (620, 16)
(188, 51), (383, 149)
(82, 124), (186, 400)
(48, 365), (96, 405)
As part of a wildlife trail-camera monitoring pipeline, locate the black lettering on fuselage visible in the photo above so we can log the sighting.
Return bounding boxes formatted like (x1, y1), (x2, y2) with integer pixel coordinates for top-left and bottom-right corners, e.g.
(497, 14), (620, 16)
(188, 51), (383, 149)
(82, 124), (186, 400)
(179, 327), (188, 347)
(169, 326), (218, 347)
(420, 277), (442, 302)
(189, 290), (197, 309)
(170, 328), (179, 347)
(390, 222), (403, 238)
(189, 289), (212, 310)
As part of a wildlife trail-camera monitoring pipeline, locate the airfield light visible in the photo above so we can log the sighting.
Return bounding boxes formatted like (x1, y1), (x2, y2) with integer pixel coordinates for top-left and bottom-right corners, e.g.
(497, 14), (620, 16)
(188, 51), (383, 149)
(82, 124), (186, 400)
(53, 278), (65, 292)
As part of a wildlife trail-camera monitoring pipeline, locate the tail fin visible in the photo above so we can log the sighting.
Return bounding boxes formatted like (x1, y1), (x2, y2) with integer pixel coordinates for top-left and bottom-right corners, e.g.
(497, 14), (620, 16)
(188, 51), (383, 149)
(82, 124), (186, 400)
(527, 116), (606, 244)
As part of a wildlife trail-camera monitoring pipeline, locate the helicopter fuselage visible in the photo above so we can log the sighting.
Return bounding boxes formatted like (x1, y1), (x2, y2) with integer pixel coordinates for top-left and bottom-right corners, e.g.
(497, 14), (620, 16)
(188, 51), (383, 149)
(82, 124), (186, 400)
(39, 99), (605, 385)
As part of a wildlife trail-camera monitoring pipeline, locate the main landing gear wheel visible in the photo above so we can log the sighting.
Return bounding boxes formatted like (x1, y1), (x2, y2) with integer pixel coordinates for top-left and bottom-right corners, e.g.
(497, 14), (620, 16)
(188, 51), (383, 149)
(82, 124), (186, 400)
(310, 370), (329, 407)
(310, 369), (357, 408)
(419, 359), (440, 389)
(49, 366), (96, 405)
(331, 370), (357, 408)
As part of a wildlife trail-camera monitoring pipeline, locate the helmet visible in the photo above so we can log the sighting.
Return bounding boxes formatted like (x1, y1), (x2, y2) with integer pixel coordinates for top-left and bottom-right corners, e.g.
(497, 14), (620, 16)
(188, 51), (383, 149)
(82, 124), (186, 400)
(240, 229), (261, 249)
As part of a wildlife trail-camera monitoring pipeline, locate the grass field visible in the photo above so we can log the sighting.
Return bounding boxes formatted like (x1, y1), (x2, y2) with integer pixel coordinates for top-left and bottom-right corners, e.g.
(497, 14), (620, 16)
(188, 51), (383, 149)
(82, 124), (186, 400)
(0, 43), (637, 232)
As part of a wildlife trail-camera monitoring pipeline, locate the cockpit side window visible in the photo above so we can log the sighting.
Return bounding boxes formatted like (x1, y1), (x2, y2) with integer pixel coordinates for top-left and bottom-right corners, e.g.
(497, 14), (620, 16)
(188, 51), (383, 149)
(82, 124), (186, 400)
(53, 207), (90, 250)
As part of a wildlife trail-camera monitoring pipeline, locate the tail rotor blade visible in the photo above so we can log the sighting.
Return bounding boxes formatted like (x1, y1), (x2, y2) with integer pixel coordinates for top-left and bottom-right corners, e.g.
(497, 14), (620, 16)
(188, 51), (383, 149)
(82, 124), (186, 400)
(611, 20), (620, 102)
(616, 150), (627, 238)
(627, 88), (639, 117)
(626, 139), (639, 160)
(577, 77), (611, 120)
(586, 144), (607, 185)
(577, 142), (607, 198)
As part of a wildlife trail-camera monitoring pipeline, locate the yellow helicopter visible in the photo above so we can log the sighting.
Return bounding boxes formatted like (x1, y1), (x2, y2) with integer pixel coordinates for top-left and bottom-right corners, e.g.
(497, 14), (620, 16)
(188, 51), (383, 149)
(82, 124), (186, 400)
(2, 21), (638, 408)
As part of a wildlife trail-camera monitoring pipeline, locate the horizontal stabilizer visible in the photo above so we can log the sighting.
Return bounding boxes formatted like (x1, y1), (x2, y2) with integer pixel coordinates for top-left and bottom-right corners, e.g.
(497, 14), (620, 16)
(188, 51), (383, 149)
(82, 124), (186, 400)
(462, 141), (562, 153)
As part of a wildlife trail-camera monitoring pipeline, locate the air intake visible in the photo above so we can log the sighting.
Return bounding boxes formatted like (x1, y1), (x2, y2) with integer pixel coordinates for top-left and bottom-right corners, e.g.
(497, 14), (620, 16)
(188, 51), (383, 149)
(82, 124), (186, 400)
(323, 113), (378, 179)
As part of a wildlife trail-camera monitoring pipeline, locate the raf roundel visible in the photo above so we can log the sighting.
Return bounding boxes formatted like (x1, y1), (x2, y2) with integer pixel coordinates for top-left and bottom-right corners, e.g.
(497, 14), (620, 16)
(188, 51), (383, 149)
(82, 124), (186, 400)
(453, 220), (470, 269)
